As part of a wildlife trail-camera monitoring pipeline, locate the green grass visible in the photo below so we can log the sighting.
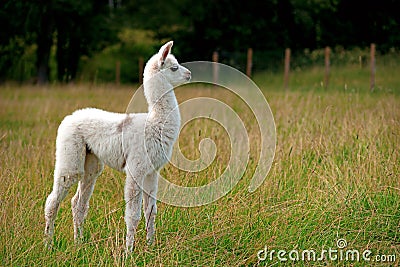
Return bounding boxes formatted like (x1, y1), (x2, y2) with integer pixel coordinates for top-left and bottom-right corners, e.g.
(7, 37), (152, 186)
(253, 62), (400, 94)
(0, 63), (399, 266)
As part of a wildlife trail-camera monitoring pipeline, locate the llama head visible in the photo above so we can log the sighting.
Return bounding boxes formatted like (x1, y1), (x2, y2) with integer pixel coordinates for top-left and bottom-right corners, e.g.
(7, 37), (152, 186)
(143, 41), (191, 103)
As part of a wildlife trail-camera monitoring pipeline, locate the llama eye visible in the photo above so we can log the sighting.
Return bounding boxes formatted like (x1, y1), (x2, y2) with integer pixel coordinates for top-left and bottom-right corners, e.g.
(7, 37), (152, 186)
(170, 66), (179, 72)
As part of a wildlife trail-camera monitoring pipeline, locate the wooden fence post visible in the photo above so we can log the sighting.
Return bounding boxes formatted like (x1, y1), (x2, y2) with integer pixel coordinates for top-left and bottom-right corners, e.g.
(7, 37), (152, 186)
(284, 48), (291, 90)
(370, 43), (376, 92)
(324, 46), (331, 89)
(116, 60), (121, 86)
(212, 51), (219, 84)
(246, 48), (253, 77)
(138, 57), (144, 84)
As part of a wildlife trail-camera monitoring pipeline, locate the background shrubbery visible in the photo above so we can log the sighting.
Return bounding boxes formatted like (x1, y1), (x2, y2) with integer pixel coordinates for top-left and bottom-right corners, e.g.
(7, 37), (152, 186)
(1, 0), (399, 84)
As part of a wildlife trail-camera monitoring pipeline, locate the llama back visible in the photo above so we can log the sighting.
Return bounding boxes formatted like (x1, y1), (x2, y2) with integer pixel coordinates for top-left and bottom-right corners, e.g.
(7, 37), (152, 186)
(57, 108), (132, 172)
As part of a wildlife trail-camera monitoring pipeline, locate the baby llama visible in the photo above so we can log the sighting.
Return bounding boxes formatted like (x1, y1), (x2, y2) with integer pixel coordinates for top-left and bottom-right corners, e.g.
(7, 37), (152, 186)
(44, 41), (191, 252)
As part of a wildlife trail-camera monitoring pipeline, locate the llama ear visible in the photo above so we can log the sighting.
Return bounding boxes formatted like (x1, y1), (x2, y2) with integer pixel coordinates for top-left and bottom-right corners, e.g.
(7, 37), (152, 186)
(158, 41), (173, 66)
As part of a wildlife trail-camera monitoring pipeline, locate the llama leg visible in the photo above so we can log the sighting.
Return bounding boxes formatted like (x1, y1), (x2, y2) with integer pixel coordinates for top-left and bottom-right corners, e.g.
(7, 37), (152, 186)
(124, 171), (144, 252)
(71, 153), (103, 242)
(44, 133), (86, 248)
(143, 171), (158, 245)
(44, 171), (83, 247)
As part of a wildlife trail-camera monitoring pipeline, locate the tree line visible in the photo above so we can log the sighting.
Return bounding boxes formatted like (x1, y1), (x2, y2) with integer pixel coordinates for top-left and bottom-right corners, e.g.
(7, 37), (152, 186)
(1, 0), (399, 84)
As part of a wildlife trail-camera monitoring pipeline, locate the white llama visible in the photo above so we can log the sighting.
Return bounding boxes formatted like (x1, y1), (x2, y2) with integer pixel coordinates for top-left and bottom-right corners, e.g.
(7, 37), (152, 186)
(44, 41), (191, 252)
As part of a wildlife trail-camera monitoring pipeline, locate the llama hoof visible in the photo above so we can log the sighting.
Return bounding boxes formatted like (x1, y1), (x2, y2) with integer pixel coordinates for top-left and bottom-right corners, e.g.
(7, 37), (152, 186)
(146, 236), (155, 246)
(74, 236), (84, 246)
(124, 248), (134, 261)
(125, 245), (135, 256)
(125, 240), (135, 254)
(44, 238), (53, 250)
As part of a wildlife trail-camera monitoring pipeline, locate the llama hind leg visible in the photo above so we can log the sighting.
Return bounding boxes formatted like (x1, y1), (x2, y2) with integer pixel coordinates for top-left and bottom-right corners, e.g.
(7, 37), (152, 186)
(44, 170), (83, 247)
(71, 153), (103, 242)
(124, 170), (144, 252)
(44, 135), (86, 248)
(143, 171), (158, 245)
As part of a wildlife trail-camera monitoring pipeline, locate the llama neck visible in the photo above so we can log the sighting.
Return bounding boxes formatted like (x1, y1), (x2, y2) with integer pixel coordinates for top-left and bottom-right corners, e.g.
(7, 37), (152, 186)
(148, 90), (180, 123)
(144, 76), (181, 127)
(144, 79), (180, 137)
(146, 90), (181, 146)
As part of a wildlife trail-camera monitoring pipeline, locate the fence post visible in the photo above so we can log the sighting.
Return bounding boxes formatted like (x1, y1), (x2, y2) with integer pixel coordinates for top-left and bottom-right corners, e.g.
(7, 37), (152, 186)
(116, 60), (121, 86)
(212, 51), (219, 84)
(324, 46), (331, 89)
(370, 43), (376, 92)
(246, 48), (253, 77)
(284, 48), (291, 90)
(138, 57), (144, 84)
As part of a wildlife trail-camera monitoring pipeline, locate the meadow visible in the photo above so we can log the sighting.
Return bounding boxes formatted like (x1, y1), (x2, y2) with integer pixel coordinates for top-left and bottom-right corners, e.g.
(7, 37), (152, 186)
(0, 63), (399, 266)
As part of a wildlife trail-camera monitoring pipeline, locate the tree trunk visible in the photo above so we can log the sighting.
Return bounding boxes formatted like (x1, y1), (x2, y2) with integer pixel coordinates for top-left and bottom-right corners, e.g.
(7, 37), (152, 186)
(56, 25), (80, 83)
(36, 5), (54, 85)
(68, 34), (80, 82)
(56, 26), (67, 82)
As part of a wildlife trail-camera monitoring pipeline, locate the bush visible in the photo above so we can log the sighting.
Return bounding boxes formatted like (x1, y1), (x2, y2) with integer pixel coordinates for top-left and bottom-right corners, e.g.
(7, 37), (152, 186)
(0, 37), (37, 82)
(78, 29), (157, 84)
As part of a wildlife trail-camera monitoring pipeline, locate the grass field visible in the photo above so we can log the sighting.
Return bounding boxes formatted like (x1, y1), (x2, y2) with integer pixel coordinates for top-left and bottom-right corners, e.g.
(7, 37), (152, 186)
(1, 64), (399, 266)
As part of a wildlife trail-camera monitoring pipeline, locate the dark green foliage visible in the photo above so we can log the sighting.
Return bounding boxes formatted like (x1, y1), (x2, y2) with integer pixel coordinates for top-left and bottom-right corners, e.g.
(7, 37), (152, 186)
(1, 0), (399, 83)
(0, 0), (115, 83)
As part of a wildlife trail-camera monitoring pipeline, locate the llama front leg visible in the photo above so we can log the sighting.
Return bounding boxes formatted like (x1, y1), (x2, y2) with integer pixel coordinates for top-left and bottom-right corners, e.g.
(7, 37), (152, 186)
(124, 173), (143, 252)
(71, 153), (103, 242)
(143, 171), (158, 245)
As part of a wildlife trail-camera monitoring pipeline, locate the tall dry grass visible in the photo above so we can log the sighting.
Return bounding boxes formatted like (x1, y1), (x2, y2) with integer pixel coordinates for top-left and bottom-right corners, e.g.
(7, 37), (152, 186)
(0, 81), (399, 266)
